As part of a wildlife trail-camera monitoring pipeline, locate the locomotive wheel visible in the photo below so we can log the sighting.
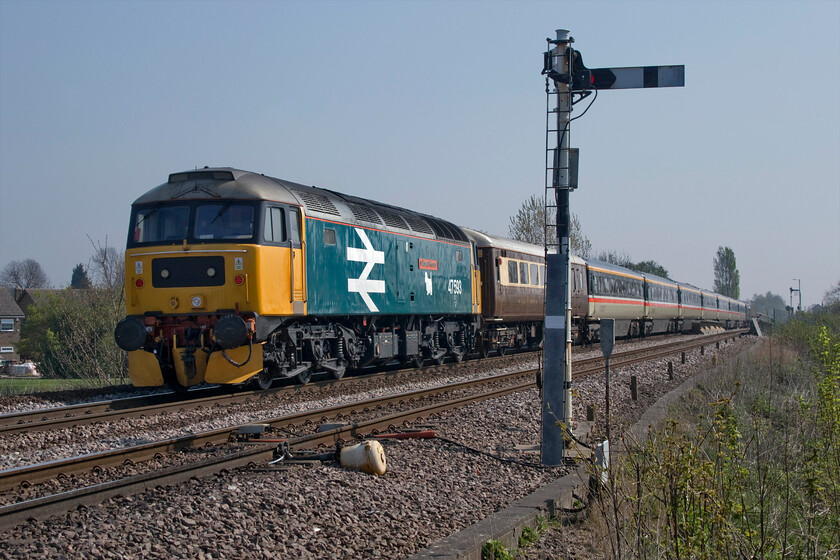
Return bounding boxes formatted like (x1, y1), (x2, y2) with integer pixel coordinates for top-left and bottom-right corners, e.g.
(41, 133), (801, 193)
(479, 340), (490, 359)
(254, 368), (274, 391)
(295, 368), (313, 385)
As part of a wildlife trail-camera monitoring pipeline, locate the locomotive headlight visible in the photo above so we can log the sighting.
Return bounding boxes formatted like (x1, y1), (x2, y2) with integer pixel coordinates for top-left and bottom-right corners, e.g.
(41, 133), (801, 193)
(191, 295), (204, 308)
(160, 269), (170, 279)
(206, 267), (216, 277)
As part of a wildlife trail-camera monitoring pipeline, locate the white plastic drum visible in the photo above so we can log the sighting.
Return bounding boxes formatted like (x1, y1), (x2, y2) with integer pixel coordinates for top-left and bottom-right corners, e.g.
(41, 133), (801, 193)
(339, 440), (387, 476)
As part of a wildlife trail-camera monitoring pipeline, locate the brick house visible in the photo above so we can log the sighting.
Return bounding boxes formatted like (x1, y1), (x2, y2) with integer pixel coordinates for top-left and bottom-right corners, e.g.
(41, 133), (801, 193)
(0, 288), (25, 365)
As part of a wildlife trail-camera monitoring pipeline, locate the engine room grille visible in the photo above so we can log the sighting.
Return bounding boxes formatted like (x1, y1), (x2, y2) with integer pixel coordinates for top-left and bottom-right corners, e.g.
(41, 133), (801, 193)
(294, 190), (341, 216)
(402, 214), (434, 235)
(377, 209), (410, 231)
(349, 203), (383, 225)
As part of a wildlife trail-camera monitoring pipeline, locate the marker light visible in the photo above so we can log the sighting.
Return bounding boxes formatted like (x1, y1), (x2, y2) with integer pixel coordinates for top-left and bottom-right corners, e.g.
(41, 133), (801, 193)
(234, 275), (245, 286)
(135, 278), (144, 288)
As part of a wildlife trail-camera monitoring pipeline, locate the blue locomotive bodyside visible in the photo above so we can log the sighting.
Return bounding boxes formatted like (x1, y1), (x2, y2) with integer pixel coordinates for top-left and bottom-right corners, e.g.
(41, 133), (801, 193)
(304, 217), (474, 316)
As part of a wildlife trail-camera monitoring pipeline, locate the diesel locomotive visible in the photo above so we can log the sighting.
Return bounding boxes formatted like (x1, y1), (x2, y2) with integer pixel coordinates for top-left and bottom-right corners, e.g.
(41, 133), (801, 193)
(114, 167), (747, 390)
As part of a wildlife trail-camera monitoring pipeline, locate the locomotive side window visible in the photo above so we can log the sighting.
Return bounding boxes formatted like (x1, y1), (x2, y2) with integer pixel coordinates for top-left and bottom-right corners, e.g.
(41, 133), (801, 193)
(508, 261), (519, 283)
(519, 262), (529, 285)
(323, 228), (336, 246)
(288, 207), (301, 245)
(263, 207), (287, 243)
(530, 264), (539, 286)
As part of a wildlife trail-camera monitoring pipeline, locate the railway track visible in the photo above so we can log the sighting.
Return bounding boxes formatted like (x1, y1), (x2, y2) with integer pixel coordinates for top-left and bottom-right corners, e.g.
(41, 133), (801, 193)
(0, 329), (745, 530)
(0, 331), (741, 434)
(0, 355), (514, 433)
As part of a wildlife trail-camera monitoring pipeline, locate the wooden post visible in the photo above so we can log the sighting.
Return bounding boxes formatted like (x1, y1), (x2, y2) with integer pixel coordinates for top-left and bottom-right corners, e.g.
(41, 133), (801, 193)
(668, 361), (674, 380)
(681, 352), (686, 364)
(587, 405), (595, 422)
(630, 375), (638, 401)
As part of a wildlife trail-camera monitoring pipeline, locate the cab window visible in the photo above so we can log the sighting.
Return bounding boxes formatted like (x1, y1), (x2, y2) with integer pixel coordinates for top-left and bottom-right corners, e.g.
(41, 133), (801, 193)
(195, 203), (254, 240)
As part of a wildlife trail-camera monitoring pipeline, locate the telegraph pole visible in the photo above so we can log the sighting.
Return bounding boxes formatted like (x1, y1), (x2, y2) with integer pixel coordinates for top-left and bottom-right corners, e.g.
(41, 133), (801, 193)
(540, 29), (684, 465)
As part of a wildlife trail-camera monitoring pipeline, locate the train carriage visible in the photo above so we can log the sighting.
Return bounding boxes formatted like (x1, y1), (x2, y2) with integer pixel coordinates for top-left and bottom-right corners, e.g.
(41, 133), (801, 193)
(701, 289), (720, 321)
(461, 228), (545, 355)
(677, 284), (704, 325)
(641, 273), (681, 335)
(585, 260), (646, 338)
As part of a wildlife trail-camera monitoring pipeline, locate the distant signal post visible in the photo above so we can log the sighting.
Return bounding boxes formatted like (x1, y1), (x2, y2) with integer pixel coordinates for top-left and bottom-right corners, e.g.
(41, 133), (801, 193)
(540, 29), (684, 466)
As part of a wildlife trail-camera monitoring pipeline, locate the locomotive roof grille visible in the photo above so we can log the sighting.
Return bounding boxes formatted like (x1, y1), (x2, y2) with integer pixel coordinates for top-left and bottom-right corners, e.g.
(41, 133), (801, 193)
(292, 189), (341, 216)
(168, 171), (234, 183)
(377, 209), (410, 231)
(402, 214), (434, 235)
(349, 203), (384, 225)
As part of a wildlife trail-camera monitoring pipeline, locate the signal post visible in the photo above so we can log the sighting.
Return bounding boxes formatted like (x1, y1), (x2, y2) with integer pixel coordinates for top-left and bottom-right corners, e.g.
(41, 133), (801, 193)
(540, 29), (684, 465)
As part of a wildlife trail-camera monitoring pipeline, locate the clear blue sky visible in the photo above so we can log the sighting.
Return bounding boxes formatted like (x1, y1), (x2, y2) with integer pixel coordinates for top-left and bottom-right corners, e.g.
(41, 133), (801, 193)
(1, 0), (838, 306)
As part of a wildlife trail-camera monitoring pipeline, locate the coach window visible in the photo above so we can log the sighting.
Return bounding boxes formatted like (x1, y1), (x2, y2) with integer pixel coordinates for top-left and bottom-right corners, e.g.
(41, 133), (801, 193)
(530, 264), (539, 286)
(542, 265), (547, 285)
(508, 260), (518, 283)
(519, 262), (529, 284)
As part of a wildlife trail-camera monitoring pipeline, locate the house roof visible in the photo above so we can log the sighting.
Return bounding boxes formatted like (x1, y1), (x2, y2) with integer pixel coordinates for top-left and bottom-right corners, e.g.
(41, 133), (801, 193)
(0, 288), (24, 318)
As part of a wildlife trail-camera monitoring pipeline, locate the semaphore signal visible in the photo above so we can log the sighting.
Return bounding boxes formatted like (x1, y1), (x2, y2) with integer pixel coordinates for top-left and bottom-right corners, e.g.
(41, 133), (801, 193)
(540, 29), (685, 466)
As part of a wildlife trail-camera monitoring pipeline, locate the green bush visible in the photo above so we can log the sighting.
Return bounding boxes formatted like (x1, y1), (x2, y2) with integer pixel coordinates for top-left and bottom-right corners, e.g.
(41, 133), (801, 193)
(595, 307), (840, 559)
(17, 288), (126, 385)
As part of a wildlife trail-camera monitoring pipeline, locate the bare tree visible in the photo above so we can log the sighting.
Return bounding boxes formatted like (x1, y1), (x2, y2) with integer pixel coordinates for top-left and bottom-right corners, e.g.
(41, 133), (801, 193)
(713, 246), (740, 299)
(823, 280), (840, 307)
(596, 249), (633, 267)
(508, 194), (592, 257)
(88, 236), (124, 289)
(0, 259), (49, 290)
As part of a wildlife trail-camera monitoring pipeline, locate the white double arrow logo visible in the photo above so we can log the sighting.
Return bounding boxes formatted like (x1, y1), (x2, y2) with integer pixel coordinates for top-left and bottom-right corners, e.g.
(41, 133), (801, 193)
(347, 228), (385, 312)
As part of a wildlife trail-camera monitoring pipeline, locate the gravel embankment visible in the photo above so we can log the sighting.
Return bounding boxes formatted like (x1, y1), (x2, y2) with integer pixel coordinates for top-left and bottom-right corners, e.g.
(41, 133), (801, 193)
(0, 335), (752, 559)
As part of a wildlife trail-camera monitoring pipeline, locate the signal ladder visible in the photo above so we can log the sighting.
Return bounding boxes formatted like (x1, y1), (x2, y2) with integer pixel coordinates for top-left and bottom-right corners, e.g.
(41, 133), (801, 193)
(543, 81), (572, 254)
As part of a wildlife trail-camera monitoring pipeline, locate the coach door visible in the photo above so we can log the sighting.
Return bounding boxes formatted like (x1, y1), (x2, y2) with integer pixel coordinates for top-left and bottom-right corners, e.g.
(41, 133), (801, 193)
(570, 262), (587, 318)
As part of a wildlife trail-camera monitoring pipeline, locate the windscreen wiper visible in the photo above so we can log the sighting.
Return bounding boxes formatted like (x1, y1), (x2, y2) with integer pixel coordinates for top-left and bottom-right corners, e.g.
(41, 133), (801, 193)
(210, 200), (233, 225)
